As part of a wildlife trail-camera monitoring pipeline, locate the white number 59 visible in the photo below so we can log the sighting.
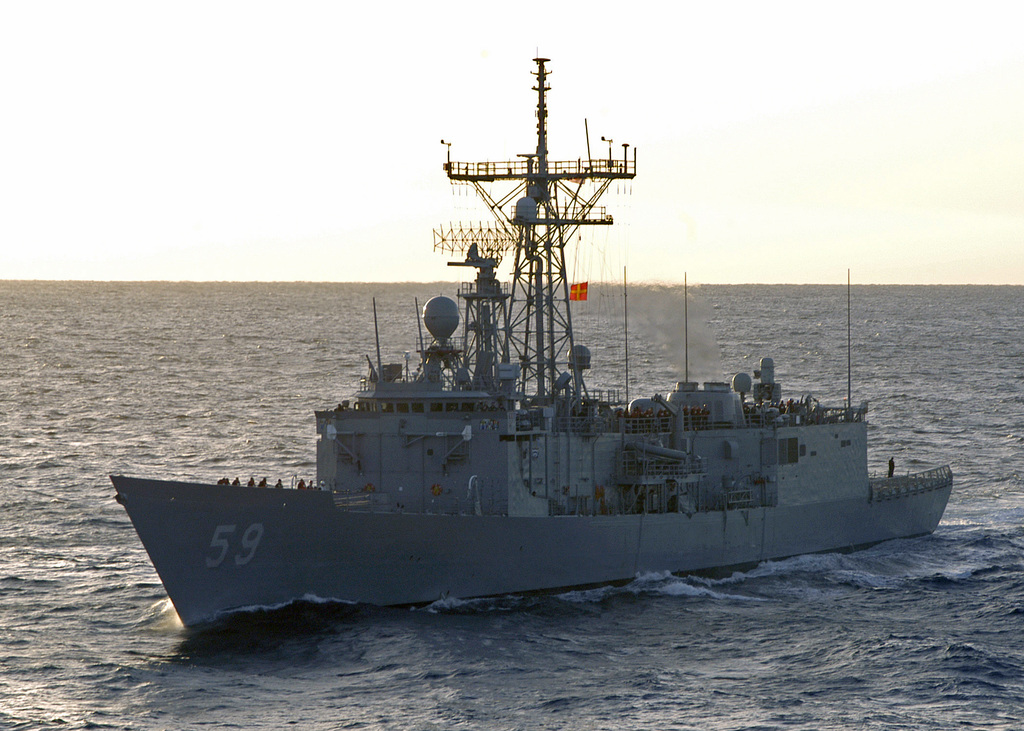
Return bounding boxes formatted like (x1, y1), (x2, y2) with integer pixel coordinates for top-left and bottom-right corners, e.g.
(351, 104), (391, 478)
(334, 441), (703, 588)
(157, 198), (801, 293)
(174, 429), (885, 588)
(205, 523), (263, 568)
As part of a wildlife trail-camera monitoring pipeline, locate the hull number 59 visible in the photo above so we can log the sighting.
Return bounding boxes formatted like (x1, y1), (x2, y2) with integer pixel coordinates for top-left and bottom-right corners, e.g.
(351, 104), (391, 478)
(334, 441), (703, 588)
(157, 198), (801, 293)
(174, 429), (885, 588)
(205, 523), (264, 568)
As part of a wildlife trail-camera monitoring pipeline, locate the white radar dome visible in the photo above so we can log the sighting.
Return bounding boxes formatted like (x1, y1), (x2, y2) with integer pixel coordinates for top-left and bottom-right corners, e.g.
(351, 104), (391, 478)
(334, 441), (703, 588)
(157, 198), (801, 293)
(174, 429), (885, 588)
(567, 344), (591, 370)
(514, 196), (538, 223)
(423, 296), (460, 341)
(732, 372), (752, 394)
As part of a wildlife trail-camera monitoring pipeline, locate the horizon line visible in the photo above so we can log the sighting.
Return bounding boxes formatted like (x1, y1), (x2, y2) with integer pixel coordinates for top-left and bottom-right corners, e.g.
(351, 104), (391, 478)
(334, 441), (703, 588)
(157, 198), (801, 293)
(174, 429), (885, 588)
(3, 278), (1023, 287)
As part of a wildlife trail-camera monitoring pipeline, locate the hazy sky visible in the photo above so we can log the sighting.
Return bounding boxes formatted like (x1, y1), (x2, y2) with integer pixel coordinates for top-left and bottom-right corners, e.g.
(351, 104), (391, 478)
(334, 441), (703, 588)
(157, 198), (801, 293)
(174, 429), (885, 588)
(3, 2), (1022, 284)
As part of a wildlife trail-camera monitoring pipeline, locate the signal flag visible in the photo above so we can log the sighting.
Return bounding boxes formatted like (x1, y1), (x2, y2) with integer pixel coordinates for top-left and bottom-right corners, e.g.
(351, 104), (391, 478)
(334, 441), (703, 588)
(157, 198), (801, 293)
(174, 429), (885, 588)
(569, 282), (589, 301)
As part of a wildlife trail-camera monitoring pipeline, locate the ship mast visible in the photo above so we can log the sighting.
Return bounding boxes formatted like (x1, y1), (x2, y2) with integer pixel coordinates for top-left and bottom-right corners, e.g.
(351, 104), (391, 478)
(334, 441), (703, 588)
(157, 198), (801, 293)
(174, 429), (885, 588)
(436, 58), (636, 403)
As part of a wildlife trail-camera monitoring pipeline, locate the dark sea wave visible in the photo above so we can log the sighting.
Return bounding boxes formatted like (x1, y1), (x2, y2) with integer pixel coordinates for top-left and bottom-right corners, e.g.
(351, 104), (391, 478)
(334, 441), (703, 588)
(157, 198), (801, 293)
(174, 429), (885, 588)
(1, 281), (1021, 730)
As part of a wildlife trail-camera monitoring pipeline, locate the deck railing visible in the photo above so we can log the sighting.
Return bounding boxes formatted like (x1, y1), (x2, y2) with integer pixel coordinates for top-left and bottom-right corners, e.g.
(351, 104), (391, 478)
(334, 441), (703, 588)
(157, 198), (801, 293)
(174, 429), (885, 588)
(445, 157), (636, 181)
(869, 465), (953, 502)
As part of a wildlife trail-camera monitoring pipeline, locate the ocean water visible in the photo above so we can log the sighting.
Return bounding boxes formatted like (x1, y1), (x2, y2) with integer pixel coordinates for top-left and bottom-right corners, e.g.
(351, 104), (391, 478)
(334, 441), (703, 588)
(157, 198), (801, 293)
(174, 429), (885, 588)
(1, 281), (1022, 730)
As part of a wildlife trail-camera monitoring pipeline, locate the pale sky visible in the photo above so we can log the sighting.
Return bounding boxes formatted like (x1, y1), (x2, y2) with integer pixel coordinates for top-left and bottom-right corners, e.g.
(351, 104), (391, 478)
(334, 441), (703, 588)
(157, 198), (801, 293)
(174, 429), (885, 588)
(2, 1), (1022, 284)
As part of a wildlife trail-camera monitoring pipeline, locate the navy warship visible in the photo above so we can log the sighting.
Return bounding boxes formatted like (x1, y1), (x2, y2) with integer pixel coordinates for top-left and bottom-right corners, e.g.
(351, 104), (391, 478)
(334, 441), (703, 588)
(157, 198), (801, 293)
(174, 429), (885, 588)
(112, 58), (952, 626)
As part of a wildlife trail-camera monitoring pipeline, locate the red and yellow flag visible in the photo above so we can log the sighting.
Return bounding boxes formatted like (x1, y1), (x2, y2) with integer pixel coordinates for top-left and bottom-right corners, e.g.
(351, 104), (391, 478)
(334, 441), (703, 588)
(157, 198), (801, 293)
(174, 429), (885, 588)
(569, 282), (589, 301)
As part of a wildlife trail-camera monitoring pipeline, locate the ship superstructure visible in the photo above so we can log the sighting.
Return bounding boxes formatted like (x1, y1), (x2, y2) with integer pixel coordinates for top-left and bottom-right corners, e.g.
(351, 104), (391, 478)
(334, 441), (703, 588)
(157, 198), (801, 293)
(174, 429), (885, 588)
(112, 59), (952, 626)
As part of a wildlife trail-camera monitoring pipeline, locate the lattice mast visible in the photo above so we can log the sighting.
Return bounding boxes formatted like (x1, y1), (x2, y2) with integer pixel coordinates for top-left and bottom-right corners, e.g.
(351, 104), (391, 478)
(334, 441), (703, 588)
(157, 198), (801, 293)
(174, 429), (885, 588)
(437, 57), (635, 402)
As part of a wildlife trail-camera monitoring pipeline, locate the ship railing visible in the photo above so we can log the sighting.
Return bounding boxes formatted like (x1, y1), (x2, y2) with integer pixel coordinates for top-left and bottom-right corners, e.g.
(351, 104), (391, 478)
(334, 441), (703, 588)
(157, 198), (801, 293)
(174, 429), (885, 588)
(456, 279), (510, 298)
(681, 416), (736, 431)
(818, 405), (868, 424)
(619, 450), (706, 482)
(332, 491), (393, 511)
(620, 459), (695, 480)
(622, 415), (674, 434)
(514, 409), (546, 431)
(332, 490), (495, 516)
(743, 403), (868, 427)
(587, 388), (621, 405)
(619, 413), (731, 433)
(725, 485), (755, 510)
(869, 465), (953, 502)
(555, 414), (616, 435)
(722, 475), (777, 510)
(445, 157), (636, 182)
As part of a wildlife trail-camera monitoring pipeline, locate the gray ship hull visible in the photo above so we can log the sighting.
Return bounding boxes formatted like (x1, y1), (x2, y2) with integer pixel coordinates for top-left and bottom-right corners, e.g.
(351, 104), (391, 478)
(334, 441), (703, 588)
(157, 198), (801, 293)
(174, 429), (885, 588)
(112, 474), (951, 626)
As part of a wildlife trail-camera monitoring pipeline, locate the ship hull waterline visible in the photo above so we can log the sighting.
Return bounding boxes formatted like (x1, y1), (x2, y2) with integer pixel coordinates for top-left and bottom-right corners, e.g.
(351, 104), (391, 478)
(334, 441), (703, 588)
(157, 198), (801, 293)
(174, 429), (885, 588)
(112, 475), (951, 626)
